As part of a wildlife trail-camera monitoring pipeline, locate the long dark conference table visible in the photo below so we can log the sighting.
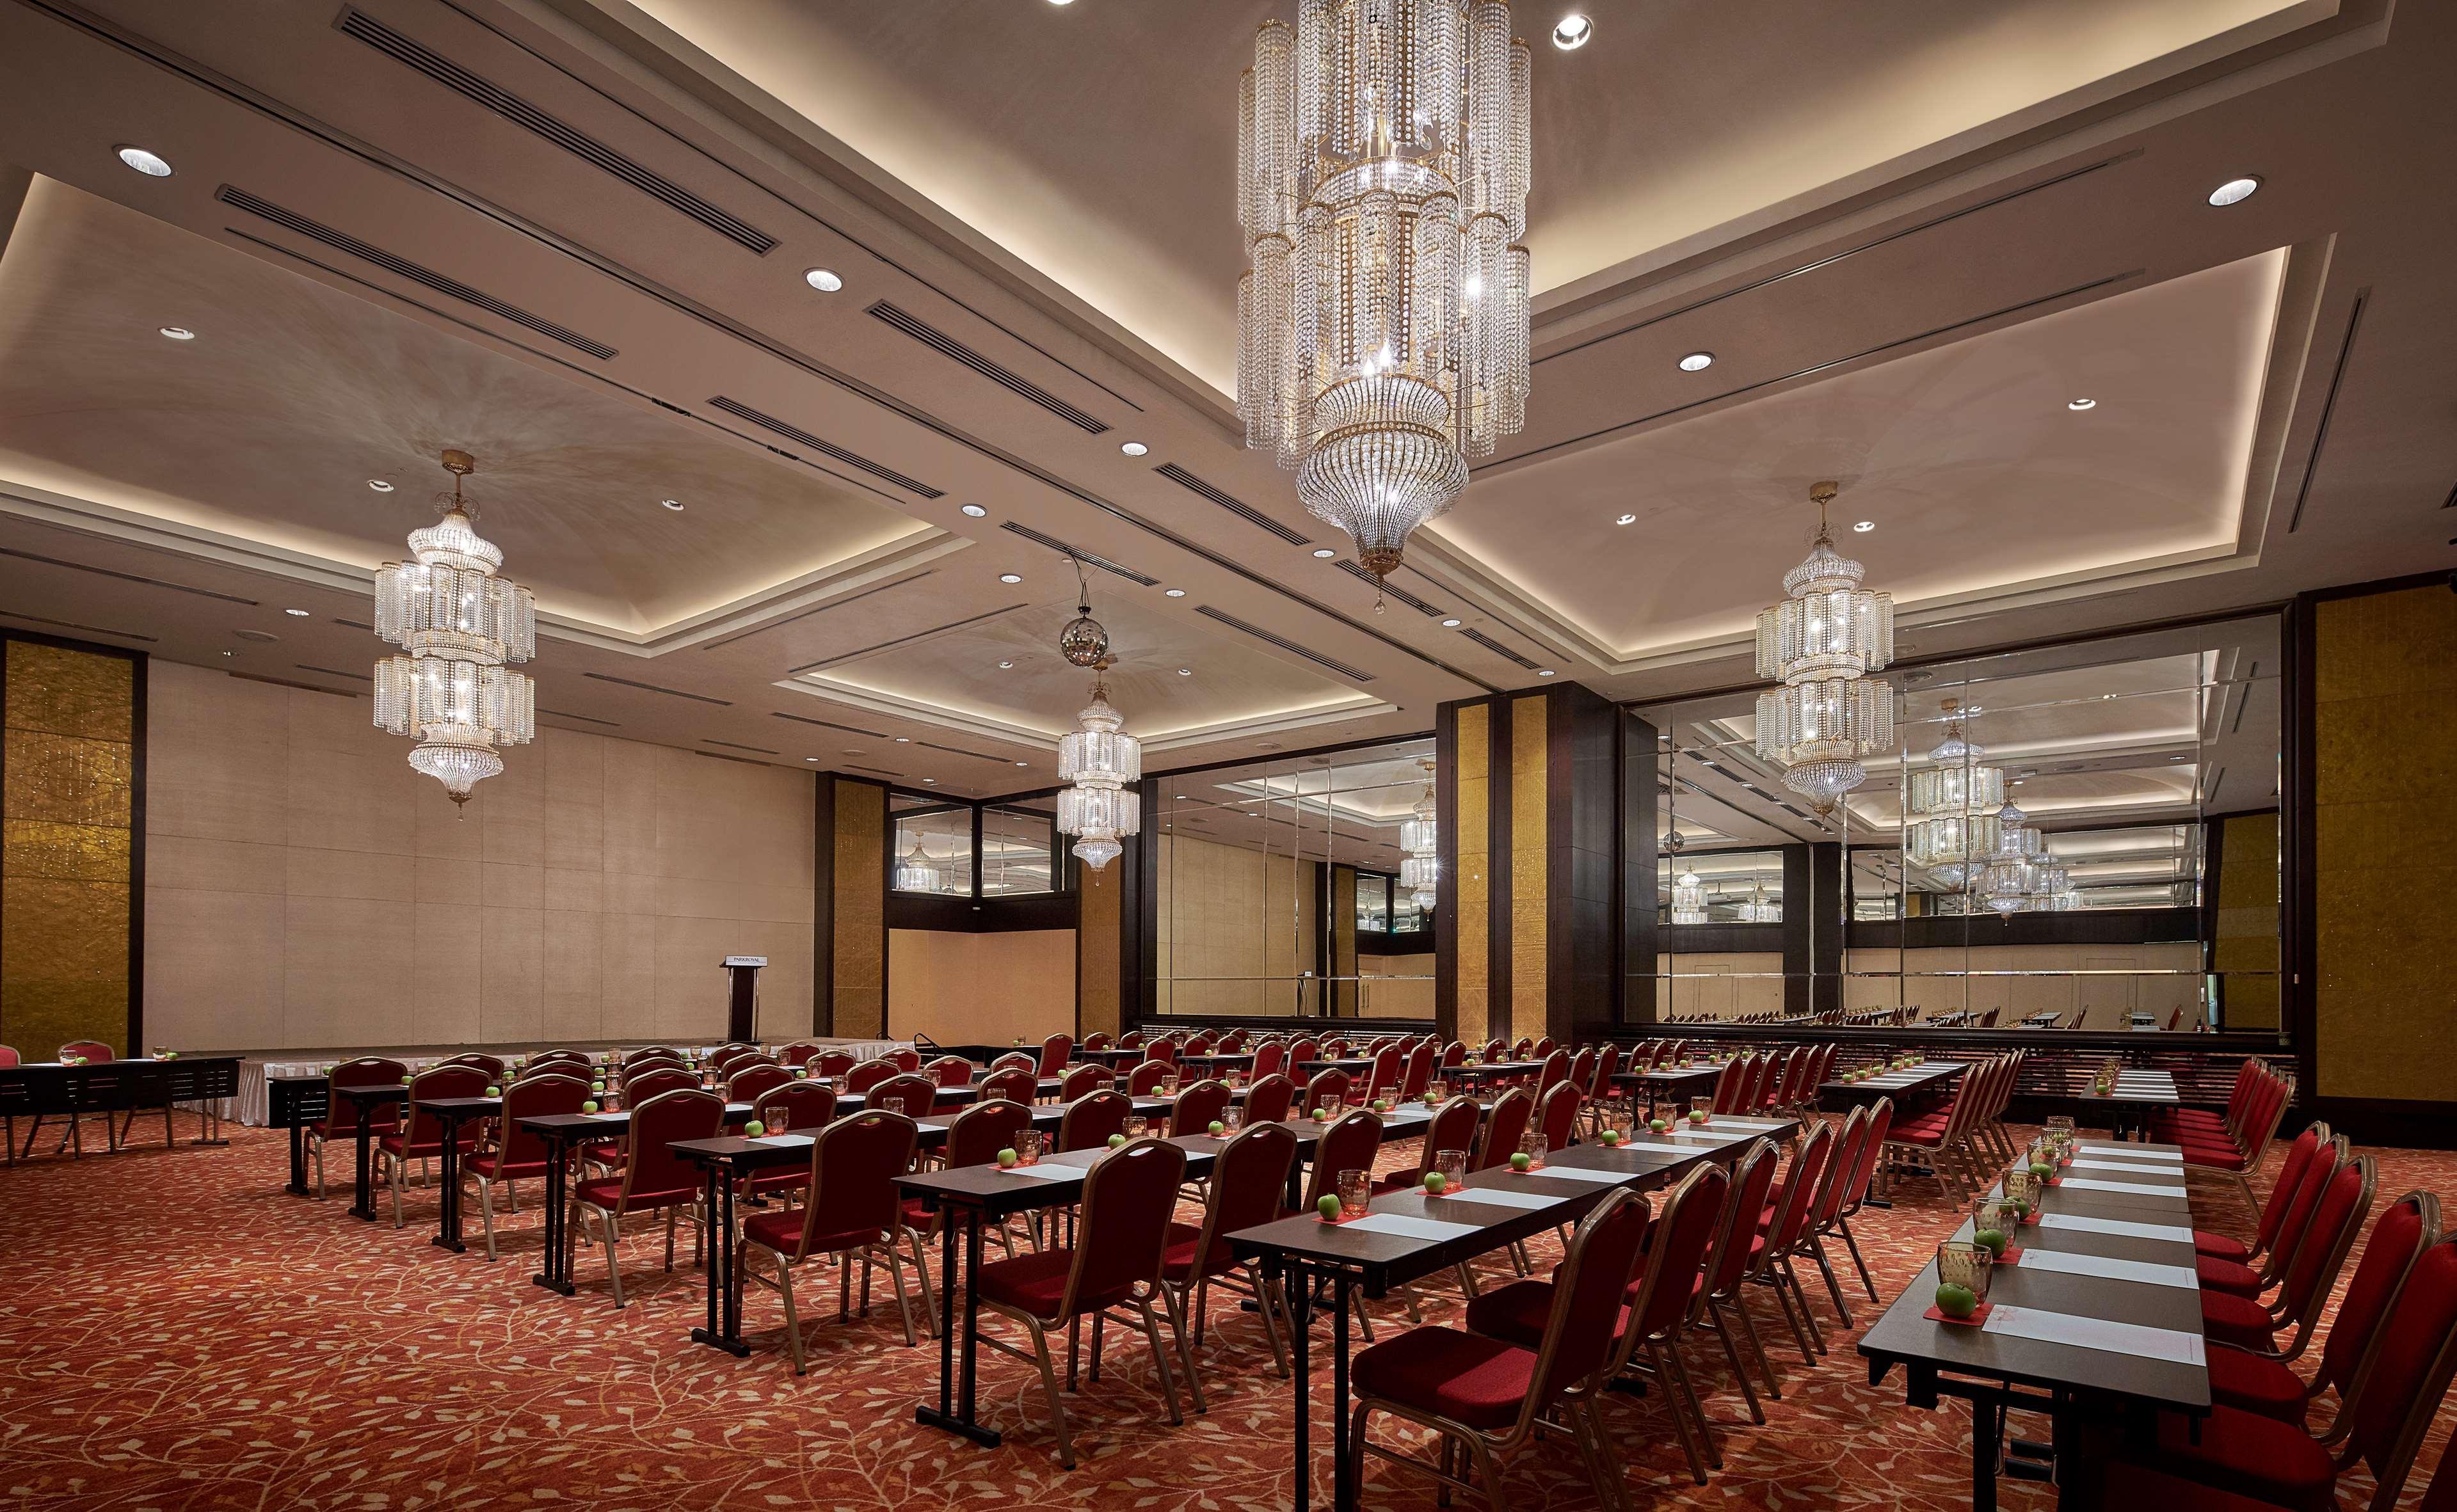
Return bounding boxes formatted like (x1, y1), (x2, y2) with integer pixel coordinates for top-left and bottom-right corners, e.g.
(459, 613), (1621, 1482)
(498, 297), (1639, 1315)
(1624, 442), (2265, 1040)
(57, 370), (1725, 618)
(1858, 1138), (2206, 1510)
(1, 1054), (240, 1161)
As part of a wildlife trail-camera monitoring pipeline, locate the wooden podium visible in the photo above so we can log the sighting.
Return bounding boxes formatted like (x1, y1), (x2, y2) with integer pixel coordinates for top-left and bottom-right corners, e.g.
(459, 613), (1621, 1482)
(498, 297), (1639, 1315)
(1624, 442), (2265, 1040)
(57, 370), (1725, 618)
(721, 955), (767, 1042)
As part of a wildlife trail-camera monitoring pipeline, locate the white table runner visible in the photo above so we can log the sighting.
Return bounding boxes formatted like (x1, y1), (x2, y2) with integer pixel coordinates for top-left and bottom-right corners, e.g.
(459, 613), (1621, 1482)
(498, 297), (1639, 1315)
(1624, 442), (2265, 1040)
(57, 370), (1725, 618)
(2038, 1213), (2194, 1243)
(1520, 1165), (1639, 1185)
(1442, 1186), (1565, 1211)
(1347, 1213), (1481, 1243)
(1981, 1304), (2205, 1366)
(1000, 1165), (1083, 1182)
(2058, 1176), (2189, 1198)
(2077, 1143), (2183, 1162)
(2012, 1249), (2199, 1290)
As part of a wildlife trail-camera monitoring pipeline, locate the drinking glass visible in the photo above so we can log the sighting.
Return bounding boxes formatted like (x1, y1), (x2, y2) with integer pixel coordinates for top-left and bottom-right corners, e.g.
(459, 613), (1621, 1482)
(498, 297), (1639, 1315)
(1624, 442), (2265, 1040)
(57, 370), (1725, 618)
(1220, 1106), (1243, 1135)
(1610, 1106), (1635, 1142)
(1338, 1169), (1370, 1220)
(881, 1097), (906, 1118)
(1427, 1078), (1450, 1103)
(2002, 1168), (2038, 1213)
(1124, 1115), (1149, 1140)
(1016, 1129), (1042, 1166)
(1434, 1149), (1468, 1190)
(1937, 1240), (1994, 1302)
(1973, 1197), (2006, 1236)
(1519, 1133), (1548, 1170)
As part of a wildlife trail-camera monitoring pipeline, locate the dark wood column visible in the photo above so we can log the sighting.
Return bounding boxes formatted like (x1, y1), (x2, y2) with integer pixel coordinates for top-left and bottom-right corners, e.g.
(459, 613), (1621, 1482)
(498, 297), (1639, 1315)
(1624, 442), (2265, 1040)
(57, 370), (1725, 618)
(1548, 683), (1619, 1046)
(1619, 711), (1660, 1025)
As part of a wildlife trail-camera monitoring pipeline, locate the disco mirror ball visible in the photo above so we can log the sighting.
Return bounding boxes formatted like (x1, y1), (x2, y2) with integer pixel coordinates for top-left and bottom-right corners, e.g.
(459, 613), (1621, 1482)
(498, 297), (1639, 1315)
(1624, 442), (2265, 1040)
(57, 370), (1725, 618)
(1059, 607), (1109, 667)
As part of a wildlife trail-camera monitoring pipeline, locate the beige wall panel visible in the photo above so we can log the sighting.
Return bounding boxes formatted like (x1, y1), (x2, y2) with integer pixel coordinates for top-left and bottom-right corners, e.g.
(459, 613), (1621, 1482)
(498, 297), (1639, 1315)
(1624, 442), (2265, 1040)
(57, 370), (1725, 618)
(480, 906), (545, 1043)
(541, 731), (606, 874)
(600, 915), (659, 1040)
(890, 928), (1078, 1047)
(284, 845), (415, 904)
(285, 741), (414, 859)
(143, 887), (284, 1051)
(539, 912), (605, 1043)
(481, 860), (544, 912)
(1654, 953), (1784, 1020)
(410, 900), (483, 1044)
(145, 667), (287, 845)
(1077, 863), (1124, 1039)
(1359, 953), (1434, 1017)
(541, 866), (605, 915)
(285, 895), (417, 1044)
(151, 834), (284, 896)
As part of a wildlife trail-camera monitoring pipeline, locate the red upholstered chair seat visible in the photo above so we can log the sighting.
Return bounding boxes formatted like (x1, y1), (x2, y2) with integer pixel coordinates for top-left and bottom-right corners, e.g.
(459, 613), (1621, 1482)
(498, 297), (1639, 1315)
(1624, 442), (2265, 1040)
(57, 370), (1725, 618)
(467, 1149), (551, 1182)
(1891, 1122), (1949, 1147)
(2186, 1149), (2253, 1172)
(1160, 1220), (1233, 1282)
(2198, 1254), (2266, 1297)
(582, 1140), (623, 1166)
(2146, 1405), (2337, 1511)
(742, 1206), (883, 1255)
(1350, 1326), (1539, 1429)
(575, 1175), (697, 1212)
(977, 1248), (1135, 1318)
(2197, 1230), (2253, 1261)
(2206, 1346), (2314, 1423)
(2102, 1463), (2326, 1512)
(1463, 1278), (1633, 1352)
(2202, 1288), (2280, 1352)
(378, 1131), (448, 1159)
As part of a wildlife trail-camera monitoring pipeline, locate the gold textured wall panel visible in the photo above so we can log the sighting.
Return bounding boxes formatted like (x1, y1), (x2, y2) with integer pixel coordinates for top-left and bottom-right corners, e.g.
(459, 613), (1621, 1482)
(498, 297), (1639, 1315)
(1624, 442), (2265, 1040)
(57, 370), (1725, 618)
(831, 779), (886, 1039)
(1330, 866), (1357, 1017)
(1077, 854), (1122, 1040)
(2214, 811), (2280, 1030)
(2314, 587), (2457, 1102)
(3, 640), (135, 1058)
(1510, 694), (1548, 1045)
(1453, 704), (1489, 1038)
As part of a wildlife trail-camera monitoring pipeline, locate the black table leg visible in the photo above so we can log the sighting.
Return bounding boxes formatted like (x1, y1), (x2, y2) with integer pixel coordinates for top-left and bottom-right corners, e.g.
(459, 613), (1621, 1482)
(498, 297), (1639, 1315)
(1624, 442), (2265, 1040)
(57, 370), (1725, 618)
(287, 1121), (309, 1197)
(1972, 1391), (1999, 1512)
(532, 1134), (575, 1296)
(692, 1165), (729, 1351)
(917, 1204), (1002, 1445)
(432, 1124), (467, 1253)
(1290, 1259), (1313, 1512)
(350, 1116), (378, 1222)
(711, 1170), (748, 1355)
(935, 1207), (957, 1416)
(1333, 1269), (1354, 1512)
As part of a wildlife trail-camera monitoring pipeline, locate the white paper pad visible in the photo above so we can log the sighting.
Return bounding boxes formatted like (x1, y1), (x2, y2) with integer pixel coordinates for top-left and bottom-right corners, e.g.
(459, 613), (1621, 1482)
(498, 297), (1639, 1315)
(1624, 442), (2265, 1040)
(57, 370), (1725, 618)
(580, 1111), (625, 1121)
(2069, 1158), (2172, 1172)
(1981, 1304), (2205, 1366)
(1715, 1118), (1793, 1132)
(1517, 1165), (1637, 1185)
(1345, 1213), (1480, 1243)
(749, 1133), (814, 1149)
(916, 1122), (950, 1135)
(2077, 1143), (2183, 1162)
(1664, 1128), (1743, 1142)
(2012, 1249), (2199, 1290)
(1001, 1165), (1083, 1182)
(1442, 1186), (1565, 1211)
(2038, 1213), (2195, 1243)
(2058, 1176), (2189, 1198)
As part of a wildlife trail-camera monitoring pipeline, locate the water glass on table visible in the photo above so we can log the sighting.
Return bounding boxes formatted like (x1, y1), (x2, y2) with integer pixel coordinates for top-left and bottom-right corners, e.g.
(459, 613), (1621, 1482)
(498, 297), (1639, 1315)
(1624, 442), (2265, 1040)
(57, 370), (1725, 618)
(1015, 1129), (1042, 1166)
(1337, 1169), (1370, 1220)
(1517, 1133), (1547, 1170)
(1433, 1148), (1468, 1190)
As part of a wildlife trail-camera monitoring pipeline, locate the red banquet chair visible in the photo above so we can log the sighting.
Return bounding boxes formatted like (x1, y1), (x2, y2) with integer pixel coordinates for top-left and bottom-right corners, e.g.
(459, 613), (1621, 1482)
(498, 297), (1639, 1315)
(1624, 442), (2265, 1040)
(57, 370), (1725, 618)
(888, 1048), (922, 1074)
(1535, 1078), (1581, 1156)
(1126, 1060), (1172, 1096)
(809, 1051), (858, 1081)
(2207, 1191), (2438, 1428)
(1057, 1064), (1112, 1102)
(2203, 1130), (2337, 1298)
(1167, 1079), (1231, 1138)
(568, 1087), (727, 1308)
(774, 1042), (825, 1069)
(1303, 1068), (1353, 1113)
(1163, 1120), (1301, 1396)
(1055, 1089), (1130, 1154)
(1352, 1182), (1658, 1508)
(843, 1058), (898, 1095)
(973, 1138), (1192, 1467)
(376, 1064), (493, 1227)
(1243, 1073), (1298, 1126)
(1398, 1041), (1437, 1101)
(742, 1109), (930, 1365)
(726, 1063), (794, 1106)
(1685, 1138), (1786, 1432)
(746, 1081), (840, 1201)
(1037, 1033), (1073, 1079)
(2198, 1124), (2326, 1268)
(440, 1052), (506, 1079)
(306, 1056), (407, 1198)
(58, 1039), (115, 1063)
(464, 1072), (590, 1260)
(979, 1066), (1040, 1106)
(927, 1054), (975, 1088)
(865, 1073), (940, 1122)
(1251, 1040), (1288, 1079)
(2202, 1153), (2376, 1360)
(906, 1098), (1036, 1258)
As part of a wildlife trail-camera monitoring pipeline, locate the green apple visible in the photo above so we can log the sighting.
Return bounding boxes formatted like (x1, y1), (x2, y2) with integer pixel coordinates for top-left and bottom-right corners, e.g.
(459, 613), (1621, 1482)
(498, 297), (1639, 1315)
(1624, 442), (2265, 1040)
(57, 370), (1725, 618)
(1973, 1228), (2008, 1258)
(1374, 1099), (1392, 1112)
(1600, 1129), (1621, 1147)
(1318, 1194), (1344, 1220)
(1688, 1111), (1708, 1126)
(1107, 1133), (1127, 1149)
(997, 1148), (1018, 1168)
(1422, 1171), (1446, 1194)
(1649, 1118), (1669, 1133)
(324, 1063), (337, 1073)
(591, 1080), (605, 1092)
(1510, 1151), (1532, 1172)
(744, 1120), (766, 1138)
(1207, 1120), (1225, 1136)
(2029, 1162), (2055, 1182)
(794, 1068), (808, 1079)
(1933, 1281), (1978, 1319)
(485, 1086), (500, 1098)
(1313, 1108), (1330, 1122)
(581, 1100), (599, 1114)
(2006, 1198), (2029, 1222)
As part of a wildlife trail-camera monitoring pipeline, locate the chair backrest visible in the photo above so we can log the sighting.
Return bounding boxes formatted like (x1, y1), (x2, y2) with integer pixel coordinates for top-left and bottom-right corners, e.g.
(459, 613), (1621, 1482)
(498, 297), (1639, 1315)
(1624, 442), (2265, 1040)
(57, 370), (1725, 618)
(1763, 1120), (1836, 1251)
(620, 1054), (686, 1084)
(403, 1065), (492, 1147)
(1536, 1048), (1573, 1092)
(1481, 1038), (1506, 1062)
(1511, 1036), (1535, 1060)
(980, 1066), (1039, 1104)
(0, 1044), (18, 1069)
(1319, 1037), (1347, 1060)
(529, 1050), (592, 1073)
(1050, 1139), (1189, 1319)
(1117, 1031), (1144, 1049)
(727, 1064), (794, 1104)
(1398, 1042), (1436, 1099)
(1525, 1186), (1654, 1408)
(867, 1073), (939, 1120)
(1441, 1040), (1466, 1067)
(943, 1097), (1035, 1170)
(2273, 1154), (2378, 1350)
(494, 1074), (590, 1166)
(776, 1110), (917, 1259)
(1169, 1079), (1232, 1137)
(811, 1051), (858, 1079)
(753, 1081), (838, 1135)
(441, 1053), (506, 1078)
(1185, 1122), (1301, 1276)
(1837, 1098), (1893, 1216)
(1533, 1035), (1558, 1059)
(1059, 1063), (1112, 1101)
(775, 1042), (824, 1068)
(1536, 1079), (1581, 1151)
(1127, 1060), (1171, 1095)
(2314, 1191), (2440, 1402)
(2266, 1134), (2346, 1286)
(1289, 1037), (1320, 1063)
(2251, 1124), (2327, 1254)
(708, 1046), (757, 1074)
(324, 1057), (410, 1134)
(889, 1048), (922, 1074)
(624, 1067), (698, 1103)
(1244, 1072), (1297, 1126)
(1702, 1139), (1784, 1298)
(1251, 1041), (1287, 1079)
(1368, 1044), (1405, 1096)
(1709, 1054), (1750, 1114)
(1057, 1089), (1131, 1152)
(1589, 1042), (1621, 1095)
(844, 1058), (897, 1095)
(623, 1045), (681, 1067)
(1407, 1094), (1482, 1181)
(1303, 1068), (1353, 1111)
(2340, 1229), (2457, 1504)
(927, 1055), (975, 1088)
(1217, 1030), (1247, 1053)
(618, 1088), (728, 1204)
(1475, 1087), (1535, 1171)
(1810, 1104), (1871, 1227)
(59, 1039), (115, 1063)
(1628, 1161), (1729, 1346)
(1146, 1038), (1180, 1066)
(1301, 1108), (1384, 1209)
(1185, 1033), (1217, 1056)
(989, 1051), (1037, 1076)
(1037, 1033), (1074, 1078)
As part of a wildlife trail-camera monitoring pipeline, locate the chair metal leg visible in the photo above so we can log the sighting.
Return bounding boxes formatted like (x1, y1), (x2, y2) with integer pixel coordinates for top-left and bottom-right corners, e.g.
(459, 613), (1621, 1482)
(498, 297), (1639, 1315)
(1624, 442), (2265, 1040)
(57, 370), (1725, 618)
(1702, 1303), (1766, 1424)
(1836, 1214), (1881, 1301)
(882, 1243), (918, 1346)
(776, 1251), (806, 1374)
(1140, 1295), (1188, 1424)
(1023, 1317), (1077, 1468)
(604, 1211), (628, 1308)
(477, 1175), (499, 1261)
(1807, 1234), (1854, 1328)
(1642, 1341), (1709, 1485)
(1781, 1257), (1829, 1355)
(1727, 1292), (1784, 1399)
(906, 1227), (938, 1339)
(1664, 1338), (1722, 1470)
(1573, 1397), (1629, 1512)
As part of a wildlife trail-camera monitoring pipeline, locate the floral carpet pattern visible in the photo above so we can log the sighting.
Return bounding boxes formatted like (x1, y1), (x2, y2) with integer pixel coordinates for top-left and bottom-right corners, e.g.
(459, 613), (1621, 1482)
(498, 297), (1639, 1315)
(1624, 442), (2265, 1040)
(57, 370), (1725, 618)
(2, 1114), (2452, 1511)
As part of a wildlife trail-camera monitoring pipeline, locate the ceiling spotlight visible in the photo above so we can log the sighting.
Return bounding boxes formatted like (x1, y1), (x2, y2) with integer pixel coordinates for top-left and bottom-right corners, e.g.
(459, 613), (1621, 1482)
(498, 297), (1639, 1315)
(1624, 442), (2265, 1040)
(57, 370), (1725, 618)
(1615, 513), (1637, 526)
(367, 479), (394, 493)
(283, 608), (311, 617)
(996, 659), (1015, 669)
(803, 267), (844, 292)
(1853, 520), (1876, 533)
(1164, 587), (1187, 598)
(1119, 441), (1148, 457)
(2207, 176), (2261, 207)
(2068, 397), (2097, 411)
(115, 145), (172, 177)
(1439, 617), (1462, 628)
(1538, 669), (1558, 677)
(1177, 667), (1192, 676)
(219, 650), (236, 658)
(923, 777), (938, 784)
(1311, 547), (1336, 559)
(158, 326), (196, 341)
(1677, 351), (1713, 372)
(1014, 761), (1030, 767)
(804, 756), (820, 763)
(960, 504), (988, 518)
(998, 573), (1023, 584)
(1551, 13), (1592, 49)
(660, 498), (684, 511)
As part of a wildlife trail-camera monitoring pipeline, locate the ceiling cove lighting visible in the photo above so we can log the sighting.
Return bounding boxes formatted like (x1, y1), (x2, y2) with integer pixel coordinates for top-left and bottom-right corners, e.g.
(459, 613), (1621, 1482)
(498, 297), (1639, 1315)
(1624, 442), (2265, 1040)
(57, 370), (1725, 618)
(372, 450), (536, 809)
(158, 326), (196, 341)
(1753, 479), (1894, 815)
(1236, 0), (1532, 586)
(1615, 513), (1637, 525)
(2207, 176), (2261, 207)
(116, 145), (172, 177)
(1551, 13), (1593, 49)
(1053, 557), (1139, 871)
(1677, 351), (1714, 372)
(803, 267), (844, 292)
(1311, 548), (1337, 559)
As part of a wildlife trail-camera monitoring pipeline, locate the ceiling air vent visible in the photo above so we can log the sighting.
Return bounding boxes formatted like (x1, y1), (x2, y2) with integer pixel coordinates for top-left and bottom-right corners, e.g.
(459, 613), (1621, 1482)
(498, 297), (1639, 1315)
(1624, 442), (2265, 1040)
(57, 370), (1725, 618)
(538, 708), (619, 726)
(583, 671), (732, 705)
(703, 738), (780, 755)
(1153, 463), (1311, 546)
(1192, 605), (1375, 682)
(844, 763), (902, 778)
(0, 611), (156, 642)
(772, 711), (887, 738)
(295, 664), (373, 683)
(696, 750), (771, 767)
(0, 545), (259, 606)
(705, 397), (944, 498)
(334, 8), (776, 255)
(218, 186), (618, 358)
(869, 302), (1107, 434)
(996, 522), (1158, 585)
(915, 738), (1012, 763)
(1459, 627), (1541, 671)
(1331, 560), (1441, 616)
(230, 671), (355, 697)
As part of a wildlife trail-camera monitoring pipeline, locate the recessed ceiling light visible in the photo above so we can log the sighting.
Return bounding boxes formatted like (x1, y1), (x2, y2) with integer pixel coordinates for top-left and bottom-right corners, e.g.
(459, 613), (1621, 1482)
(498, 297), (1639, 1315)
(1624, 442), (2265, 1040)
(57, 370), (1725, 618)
(2068, 397), (2097, 411)
(803, 267), (844, 292)
(660, 498), (684, 511)
(158, 326), (195, 341)
(2207, 176), (2261, 207)
(283, 608), (310, 617)
(1538, 669), (1557, 678)
(1677, 351), (1713, 372)
(1164, 588), (1186, 598)
(1014, 761), (1029, 767)
(1119, 442), (1148, 457)
(923, 777), (938, 784)
(1440, 617), (1462, 628)
(219, 650), (235, 657)
(998, 573), (1023, 584)
(996, 659), (1015, 669)
(1853, 520), (1876, 533)
(804, 756), (820, 763)
(960, 504), (988, 518)
(1311, 548), (1336, 559)
(1615, 513), (1637, 526)
(1551, 13), (1592, 49)
(894, 736), (911, 744)
(1178, 667), (1192, 676)
(115, 145), (172, 177)
(367, 480), (394, 493)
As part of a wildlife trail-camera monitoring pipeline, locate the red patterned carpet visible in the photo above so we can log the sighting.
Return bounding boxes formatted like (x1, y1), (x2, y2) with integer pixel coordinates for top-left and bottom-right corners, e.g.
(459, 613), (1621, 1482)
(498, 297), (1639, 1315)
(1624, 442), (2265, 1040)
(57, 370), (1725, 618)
(2, 1115), (2452, 1511)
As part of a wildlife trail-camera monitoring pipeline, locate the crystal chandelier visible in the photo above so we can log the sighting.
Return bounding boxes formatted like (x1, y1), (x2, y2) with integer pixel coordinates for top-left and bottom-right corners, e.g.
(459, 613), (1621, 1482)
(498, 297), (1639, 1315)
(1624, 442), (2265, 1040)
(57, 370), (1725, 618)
(1755, 481), (1895, 813)
(1236, 0), (1532, 583)
(1670, 867), (1707, 925)
(894, 834), (941, 893)
(1738, 882), (1781, 923)
(1051, 561), (1140, 871)
(1905, 698), (2005, 888)
(1398, 757), (1440, 912)
(1977, 800), (2046, 916)
(372, 450), (535, 808)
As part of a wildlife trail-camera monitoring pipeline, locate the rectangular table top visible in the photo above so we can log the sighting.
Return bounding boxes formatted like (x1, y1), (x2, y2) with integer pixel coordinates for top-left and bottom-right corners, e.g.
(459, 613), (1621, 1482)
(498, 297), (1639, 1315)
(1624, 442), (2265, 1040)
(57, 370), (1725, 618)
(1615, 1064), (1722, 1086)
(1857, 1139), (2209, 1412)
(2080, 1070), (2184, 1106)
(1820, 1060), (1968, 1099)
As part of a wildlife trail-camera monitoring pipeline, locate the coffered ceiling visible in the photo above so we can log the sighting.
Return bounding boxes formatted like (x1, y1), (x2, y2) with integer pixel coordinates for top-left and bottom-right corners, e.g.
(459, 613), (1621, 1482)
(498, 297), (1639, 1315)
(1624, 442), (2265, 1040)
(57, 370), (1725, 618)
(0, 0), (2447, 798)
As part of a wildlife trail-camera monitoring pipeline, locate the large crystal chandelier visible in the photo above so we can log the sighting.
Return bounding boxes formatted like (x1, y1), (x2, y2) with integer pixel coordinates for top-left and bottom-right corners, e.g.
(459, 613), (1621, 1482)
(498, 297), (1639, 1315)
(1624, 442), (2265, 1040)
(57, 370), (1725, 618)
(1670, 867), (1708, 925)
(372, 450), (535, 808)
(1905, 699), (2005, 889)
(1398, 757), (1439, 911)
(894, 834), (942, 893)
(1052, 558), (1140, 871)
(1236, 0), (1532, 582)
(1738, 882), (1781, 924)
(1755, 481), (1895, 813)
(1977, 800), (2047, 916)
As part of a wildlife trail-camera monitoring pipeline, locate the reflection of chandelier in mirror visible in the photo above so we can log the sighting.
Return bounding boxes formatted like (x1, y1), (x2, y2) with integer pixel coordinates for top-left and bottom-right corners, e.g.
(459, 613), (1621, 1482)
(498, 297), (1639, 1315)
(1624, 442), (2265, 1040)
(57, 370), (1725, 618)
(2028, 861), (2076, 912)
(894, 834), (942, 893)
(1978, 801), (2046, 915)
(1905, 698), (2005, 888)
(1235, 0), (1532, 583)
(1052, 561), (1142, 871)
(1738, 882), (1781, 923)
(372, 449), (535, 808)
(1670, 868), (1708, 925)
(1754, 481), (1894, 813)
(1398, 757), (1439, 913)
